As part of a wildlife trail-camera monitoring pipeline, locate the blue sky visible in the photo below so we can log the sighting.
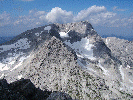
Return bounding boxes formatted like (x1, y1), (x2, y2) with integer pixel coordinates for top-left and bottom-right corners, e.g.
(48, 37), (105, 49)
(0, 0), (133, 37)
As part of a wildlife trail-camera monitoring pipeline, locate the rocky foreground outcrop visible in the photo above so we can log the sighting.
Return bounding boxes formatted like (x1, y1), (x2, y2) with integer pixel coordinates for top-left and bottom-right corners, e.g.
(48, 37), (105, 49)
(0, 21), (133, 100)
(0, 78), (72, 100)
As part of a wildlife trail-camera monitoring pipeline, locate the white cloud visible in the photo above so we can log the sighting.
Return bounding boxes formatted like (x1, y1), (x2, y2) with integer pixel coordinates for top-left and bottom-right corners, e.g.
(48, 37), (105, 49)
(14, 10), (46, 27)
(113, 6), (127, 11)
(14, 7), (74, 27)
(35, 11), (45, 16)
(73, 5), (117, 27)
(46, 7), (73, 23)
(29, 9), (45, 16)
(74, 5), (106, 21)
(98, 12), (116, 18)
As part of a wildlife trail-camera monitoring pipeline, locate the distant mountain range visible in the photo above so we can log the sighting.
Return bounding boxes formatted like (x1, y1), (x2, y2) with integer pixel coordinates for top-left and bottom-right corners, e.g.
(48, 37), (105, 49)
(102, 34), (133, 41)
(1, 33), (132, 45)
(0, 36), (14, 44)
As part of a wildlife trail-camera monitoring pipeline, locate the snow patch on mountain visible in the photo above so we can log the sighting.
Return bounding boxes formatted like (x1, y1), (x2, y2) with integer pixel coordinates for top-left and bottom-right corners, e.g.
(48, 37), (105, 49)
(0, 38), (31, 53)
(76, 53), (84, 58)
(0, 53), (30, 72)
(119, 65), (124, 80)
(10, 62), (22, 72)
(127, 65), (131, 69)
(129, 79), (133, 83)
(105, 38), (111, 45)
(106, 39), (108, 44)
(64, 37), (95, 60)
(0, 64), (9, 71)
(2, 52), (25, 64)
(0, 57), (16, 71)
(10, 55), (30, 72)
(44, 26), (51, 33)
(18, 74), (22, 79)
(0, 73), (4, 78)
(0, 60), (16, 71)
(9, 60), (16, 65)
(98, 62), (109, 75)
(7, 52), (25, 57)
(35, 31), (44, 37)
(2, 57), (14, 64)
(35, 32), (40, 36)
(59, 32), (69, 38)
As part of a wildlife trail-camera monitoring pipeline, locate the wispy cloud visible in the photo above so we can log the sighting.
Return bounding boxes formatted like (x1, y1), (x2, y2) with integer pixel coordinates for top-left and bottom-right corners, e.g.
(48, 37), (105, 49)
(0, 11), (11, 27)
(21, 0), (34, 1)
(113, 6), (127, 11)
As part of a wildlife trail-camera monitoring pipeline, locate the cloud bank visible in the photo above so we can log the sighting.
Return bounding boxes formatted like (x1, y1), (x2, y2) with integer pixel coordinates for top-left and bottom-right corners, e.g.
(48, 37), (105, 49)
(0, 5), (132, 36)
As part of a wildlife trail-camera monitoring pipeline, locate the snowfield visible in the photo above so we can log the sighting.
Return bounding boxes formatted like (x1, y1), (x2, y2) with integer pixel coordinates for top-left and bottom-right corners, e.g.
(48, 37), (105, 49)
(35, 32), (40, 36)
(0, 38), (31, 53)
(0, 63), (9, 71)
(0, 54), (30, 72)
(119, 65), (125, 80)
(44, 26), (51, 33)
(98, 61), (109, 75)
(18, 74), (23, 79)
(64, 37), (96, 60)
(59, 32), (69, 38)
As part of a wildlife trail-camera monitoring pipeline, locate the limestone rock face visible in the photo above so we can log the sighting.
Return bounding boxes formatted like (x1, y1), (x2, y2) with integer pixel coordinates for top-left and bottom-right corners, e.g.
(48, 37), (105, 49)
(0, 21), (133, 100)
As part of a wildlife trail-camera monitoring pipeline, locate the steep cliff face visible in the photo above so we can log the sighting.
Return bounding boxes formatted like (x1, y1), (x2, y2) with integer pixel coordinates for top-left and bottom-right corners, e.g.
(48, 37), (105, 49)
(103, 37), (133, 94)
(103, 37), (133, 68)
(0, 21), (132, 99)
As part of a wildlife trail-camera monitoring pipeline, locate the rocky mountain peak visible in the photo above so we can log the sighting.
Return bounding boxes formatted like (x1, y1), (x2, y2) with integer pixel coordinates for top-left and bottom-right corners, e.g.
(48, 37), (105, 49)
(55, 21), (93, 36)
(0, 21), (133, 99)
